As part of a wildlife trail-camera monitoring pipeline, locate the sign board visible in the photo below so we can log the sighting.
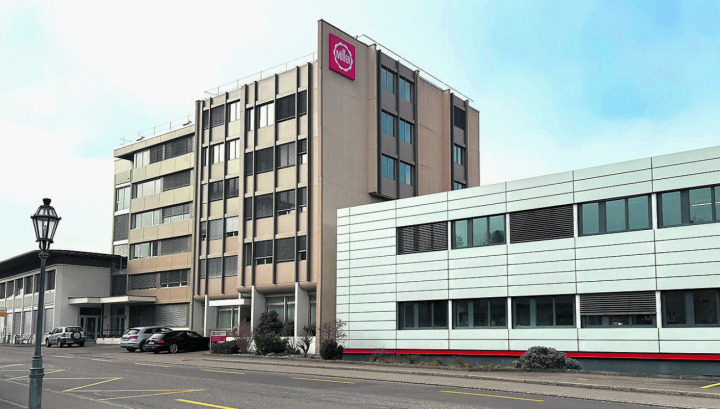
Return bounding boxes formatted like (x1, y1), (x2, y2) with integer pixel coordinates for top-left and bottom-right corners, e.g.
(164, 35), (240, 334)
(329, 33), (355, 80)
(210, 330), (227, 343)
(0, 308), (5, 318)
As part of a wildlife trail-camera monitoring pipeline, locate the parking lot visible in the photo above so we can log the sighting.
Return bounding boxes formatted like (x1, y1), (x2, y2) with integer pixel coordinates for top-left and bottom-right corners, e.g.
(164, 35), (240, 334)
(0, 344), (709, 409)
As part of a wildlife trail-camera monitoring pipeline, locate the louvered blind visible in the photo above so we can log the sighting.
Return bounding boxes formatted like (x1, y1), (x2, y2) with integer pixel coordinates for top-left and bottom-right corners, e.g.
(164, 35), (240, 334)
(113, 244), (128, 257)
(13, 312), (21, 334)
(209, 181), (224, 201)
(509, 205), (574, 244)
(199, 259), (207, 279)
(130, 273), (157, 290)
(163, 170), (191, 191)
(162, 203), (190, 220)
(155, 303), (188, 327)
(580, 291), (656, 315)
(208, 219), (223, 240)
(255, 194), (273, 219)
(149, 145), (164, 164)
(223, 256), (238, 277)
(113, 214), (129, 241)
(207, 257), (222, 278)
(210, 106), (225, 128)
(159, 236), (190, 255)
(276, 238), (295, 262)
(225, 178), (239, 198)
(255, 240), (272, 258)
(397, 222), (448, 255)
(165, 135), (194, 159)
(160, 270), (188, 287)
(111, 274), (127, 296)
(225, 217), (239, 234)
(298, 187), (307, 207)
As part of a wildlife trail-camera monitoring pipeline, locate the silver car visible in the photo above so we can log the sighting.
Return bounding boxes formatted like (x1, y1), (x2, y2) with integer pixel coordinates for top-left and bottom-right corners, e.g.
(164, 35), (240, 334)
(45, 326), (86, 348)
(120, 327), (172, 352)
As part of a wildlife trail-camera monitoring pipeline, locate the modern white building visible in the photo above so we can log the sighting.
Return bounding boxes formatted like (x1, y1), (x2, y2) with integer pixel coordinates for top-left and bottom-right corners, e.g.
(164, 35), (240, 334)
(337, 145), (720, 374)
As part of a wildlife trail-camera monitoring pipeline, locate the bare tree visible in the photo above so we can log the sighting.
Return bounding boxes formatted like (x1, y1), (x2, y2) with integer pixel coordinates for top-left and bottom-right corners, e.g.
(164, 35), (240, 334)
(297, 325), (314, 357)
(318, 319), (346, 343)
(232, 322), (252, 354)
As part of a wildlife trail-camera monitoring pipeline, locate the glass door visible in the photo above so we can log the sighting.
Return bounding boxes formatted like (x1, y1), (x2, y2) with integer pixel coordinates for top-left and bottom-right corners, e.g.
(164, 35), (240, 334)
(79, 316), (99, 340)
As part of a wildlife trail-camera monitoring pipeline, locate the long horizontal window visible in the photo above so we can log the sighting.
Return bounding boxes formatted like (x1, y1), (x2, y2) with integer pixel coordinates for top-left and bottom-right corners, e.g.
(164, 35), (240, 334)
(131, 209), (161, 229)
(397, 222), (448, 255)
(133, 135), (194, 168)
(580, 291), (656, 327)
(398, 300), (447, 329)
(160, 270), (188, 288)
(579, 195), (650, 236)
(131, 170), (191, 199)
(659, 185), (720, 228)
(513, 295), (575, 328)
(663, 289), (720, 327)
(130, 273), (156, 290)
(509, 205), (574, 244)
(452, 214), (505, 249)
(130, 236), (190, 259)
(453, 298), (506, 328)
(276, 94), (295, 122)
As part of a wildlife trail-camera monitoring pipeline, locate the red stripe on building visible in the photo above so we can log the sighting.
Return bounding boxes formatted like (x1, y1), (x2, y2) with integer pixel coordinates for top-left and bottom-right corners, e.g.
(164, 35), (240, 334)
(343, 349), (720, 361)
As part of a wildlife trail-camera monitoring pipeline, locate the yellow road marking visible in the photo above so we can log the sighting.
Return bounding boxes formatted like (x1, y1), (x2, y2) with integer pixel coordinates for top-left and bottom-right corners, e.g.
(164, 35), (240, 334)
(99, 389), (204, 401)
(63, 377), (122, 392)
(134, 362), (171, 368)
(176, 398), (237, 409)
(0, 364), (23, 369)
(292, 377), (354, 384)
(201, 369), (244, 375)
(701, 382), (720, 389)
(440, 390), (544, 402)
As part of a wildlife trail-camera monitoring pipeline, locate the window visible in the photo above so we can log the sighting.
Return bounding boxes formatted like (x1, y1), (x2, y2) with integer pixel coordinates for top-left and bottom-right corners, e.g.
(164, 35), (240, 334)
(162, 170), (191, 191)
(45, 271), (55, 291)
(131, 242), (158, 259)
(398, 119), (412, 144)
(228, 101), (241, 122)
(199, 259), (206, 279)
(244, 197), (252, 220)
(162, 203), (191, 223)
(298, 139), (308, 164)
(276, 238), (295, 263)
(0, 283), (4, 299)
(452, 182), (465, 190)
(453, 298), (506, 328)
(130, 273), (157, 290)
(202, 147), (208, 167)
(659, 186), (720, 228)
(255, 148), (273, 173)
(509, 205), (574, 244)
(225, 217), (239, 237)
(397, 222), (448, 255)
(256, 102), (275, 128)
(116, 186), (130, 211)
(452, 215), (505, 249)
(245, 108), (255, 132)
(201, 184), (208, 204)
(131, 209), (161, 229)
(208, 219), (223, 241)
(453, 145), (464, 165)
(225, 178), (239, 198)
(160, 270), (188, 288)
(159, 236), (190, 255)
(381, 112), (395, 136)
(24, 276), (33, 294)
(663, 289), (720, 327)
(199, 221), (207, 241)
(202, 110), (209, 130)
(254, 240), (273, 265)
(579, 195), (650, 236)
(513, 295), (575, 328)
(227, 140), (241, 161)
(207, 258), (222, 279)
(399, 77), (412, 102)
(6, 281), (13, 297)
(245, 152), (254, 175)
(297, 236), (307, 261)
(217, 306), (240, 329)
(398, 300), (447, 329)
(209, 181), (224, 202)
(114, 214), (129, 241)
(380, 67), (395, 93)
(276, 143), (296, 169)
(134, 150), (149, 168)
(210, 105), (225, 128)
(211, 143), (225, 164)
(309, 293), (316, 325)
(15, 278), (22, 296)
(276, 94), (295, 122)
(453, 106), (466, 130)
(580, 291), (656, 327)
(276, 190), (295, 215)
(132, 178), (162, 199)
(298, 187), (307, 213)
(254, 194), (273, 219)
(399, 162), (413, 186)
(224, 256), (238, 277)
(266, 296), (295, 324)
(381, 155), (396, 180)
(298, 90), (308, 116)
(244, 243), (252, 267)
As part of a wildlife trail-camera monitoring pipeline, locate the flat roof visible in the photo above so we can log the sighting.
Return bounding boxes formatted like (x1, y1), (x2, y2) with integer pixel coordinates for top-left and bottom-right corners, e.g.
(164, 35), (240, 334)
(0, 249), (119, 281)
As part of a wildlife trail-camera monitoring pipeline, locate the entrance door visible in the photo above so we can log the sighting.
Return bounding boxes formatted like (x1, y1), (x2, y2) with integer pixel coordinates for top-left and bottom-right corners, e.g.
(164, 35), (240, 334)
(79, 316), (100, 340)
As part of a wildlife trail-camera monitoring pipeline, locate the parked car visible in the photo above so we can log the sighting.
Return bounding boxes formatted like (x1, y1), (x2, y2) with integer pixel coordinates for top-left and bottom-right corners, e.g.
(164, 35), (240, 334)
(144, 330), (209, 354)
(45, 326), (86, 348)
(120, 327), (172, 352)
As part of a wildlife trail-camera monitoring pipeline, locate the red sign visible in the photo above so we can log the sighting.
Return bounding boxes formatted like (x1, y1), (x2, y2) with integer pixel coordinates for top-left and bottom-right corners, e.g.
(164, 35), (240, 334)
(329, 33), (355, 80)
(210, 330), (227, 343)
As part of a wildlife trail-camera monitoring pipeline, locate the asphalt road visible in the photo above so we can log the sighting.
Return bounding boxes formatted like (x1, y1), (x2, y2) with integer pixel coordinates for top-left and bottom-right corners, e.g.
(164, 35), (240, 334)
(0, 344), (665, 409)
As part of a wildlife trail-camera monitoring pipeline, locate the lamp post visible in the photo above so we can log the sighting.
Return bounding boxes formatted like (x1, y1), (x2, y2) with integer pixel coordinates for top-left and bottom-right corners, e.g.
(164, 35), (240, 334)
(28, 198), (60, 409)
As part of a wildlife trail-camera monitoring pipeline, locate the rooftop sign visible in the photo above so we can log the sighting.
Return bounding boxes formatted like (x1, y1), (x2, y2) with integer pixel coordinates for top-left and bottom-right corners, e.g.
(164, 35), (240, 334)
(329, 33), (355, 80)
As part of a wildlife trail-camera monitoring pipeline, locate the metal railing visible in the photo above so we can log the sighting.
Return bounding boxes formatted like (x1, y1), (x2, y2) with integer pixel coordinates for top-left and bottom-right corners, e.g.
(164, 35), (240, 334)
(203, 52), (317, 97)
(119, 115), (194, 147)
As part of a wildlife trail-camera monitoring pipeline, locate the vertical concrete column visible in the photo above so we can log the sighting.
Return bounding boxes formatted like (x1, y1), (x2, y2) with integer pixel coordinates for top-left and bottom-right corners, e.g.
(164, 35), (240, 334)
(250, 286), (266, 331)
(294, 283), (309, 337)
(203, 295), (208, 337)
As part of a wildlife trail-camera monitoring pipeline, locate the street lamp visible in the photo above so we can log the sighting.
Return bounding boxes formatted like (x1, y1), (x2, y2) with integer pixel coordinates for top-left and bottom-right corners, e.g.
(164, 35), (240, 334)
(28, 198), (60, 409)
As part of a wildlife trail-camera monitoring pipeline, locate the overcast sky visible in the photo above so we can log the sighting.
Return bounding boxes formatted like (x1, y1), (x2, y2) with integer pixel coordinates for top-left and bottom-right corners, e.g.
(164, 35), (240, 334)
(1, 1), (719, 260)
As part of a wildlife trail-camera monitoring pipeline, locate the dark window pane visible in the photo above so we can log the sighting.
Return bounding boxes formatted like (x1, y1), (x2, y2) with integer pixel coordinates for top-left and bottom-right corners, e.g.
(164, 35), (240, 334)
(515, 298), (531, 327)
(417, 302), (432, 328)
(555, 295), (575, 326)
(298, 90), (308, 116)
(276, 94), (295, 122)
(536, 297), (554, 326)
(488, 215), (505, 244)
(581, 202), (600, 235)
(455, 300), (469, 328)
(255, 148), (273, 174)
(255, 194), (273, 219)
(605, 199), (626, 233)
(694, 289), (718, 325)
(472, 299), (488, 327)
(716, 187), (720, 219)
(690, 188), (713, 224)
(453, 220), (469, 249)
(433, 301), (447, 328)
(402, 302), (415, 329)
(661, 191), (682, 227)
(453, 106), (466, 129)
(472, 217), (488, 246)
(245, 152), (253, 176)
(490, 298), (507, 327)
(628, 195), (650, 230)
(665, 291), (686, 325)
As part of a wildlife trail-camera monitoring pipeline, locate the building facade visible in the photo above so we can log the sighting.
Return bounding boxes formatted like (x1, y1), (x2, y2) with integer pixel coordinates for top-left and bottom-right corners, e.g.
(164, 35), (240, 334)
(111, 20), (480, 336)
(337, 145), (720, 374)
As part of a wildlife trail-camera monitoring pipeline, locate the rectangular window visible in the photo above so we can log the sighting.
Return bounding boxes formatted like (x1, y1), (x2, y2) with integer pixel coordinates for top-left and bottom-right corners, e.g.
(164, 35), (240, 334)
(131, 209), (161, 229)
(227, 140), (240, 161)
(202, 110), (209, 130)
(579, 195), (651, 236)
(159, 270), (188, 288)
(297, 236), (307, 261)
(207, 257), (222, 279)
(276, 237), (295, 263)
(134, 150), (150, 168)
(210, 105), (225, 128)
(453, 298), (506, 328)
(217, 308), (233, 329)
(397, 222), (448, 255)
(276, 190), (295, 215)
(0, 283), (5, 299)
(398, 119), (412, 144)
(208, 219), (223, 241)
(298, 139), (308, 164)
(453, 106), (466, 130)
(223, 256), (238, 277)
(298, 187), (307, 213)
(255, 148), (273, 173)
(245, 108), (254, 132)
(659, 186), (720, 228)
(453, 144), (464, 165)
(381, 111), (395, 137)
(276, 143), (296, 169)
(130, 273), (157, 290)
(254, 194), (273, 219)
(580, 291), (656, 327)
(211, 143), (225, 164)
(276, 94), (295, 122)
(398, 300), (447, 329)
(15, 278), (23, 296)
(244, 197), (252, 220)
(209, 181), (224, 202)
(298, 90), (308, 116)
(513, 295), (576, 327)
(663, 289), (720, 327)
(245, 152), (254, 175)
(202, 147), (208, 167)
(452, 214), (505, 249)
(162, 170), (191, 192)
(381, 155), (396, 180)
(380, 67), (395, 94)
(509, 205), (574, 244)
(256, 102), (275, 128)
(162, 203), (191, 223)
(45, 270), (55, 291)
(199, 221), (207, 241)
(201, 184), (208, 204)
(399, 162), (413, 186)
(399, 77), (412, 102)
(452, 182), (465, 190)
(228, 101), (240, 123)
(159, 236), (190, 255)
(132, 178), (162, 199)
(116, 186), (130, 211)
(225, 216), (239, 237)
(130, 242), (158, 259)
(254, 240), (273, 265)
(225, 178), (239, 198)
(24, 276), (33, 294)
(244, 243), (252, 267)
(266, 296), (295, 324)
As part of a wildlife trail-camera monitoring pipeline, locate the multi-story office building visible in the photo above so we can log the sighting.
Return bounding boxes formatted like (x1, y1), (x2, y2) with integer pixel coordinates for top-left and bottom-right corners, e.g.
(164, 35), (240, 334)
(338, 145), (720, 374)
(111, 20), (480, 336)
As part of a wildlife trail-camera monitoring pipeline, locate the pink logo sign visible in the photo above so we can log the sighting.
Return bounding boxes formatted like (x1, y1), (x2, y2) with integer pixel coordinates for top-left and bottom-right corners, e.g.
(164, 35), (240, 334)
(329, 33), (355, 80)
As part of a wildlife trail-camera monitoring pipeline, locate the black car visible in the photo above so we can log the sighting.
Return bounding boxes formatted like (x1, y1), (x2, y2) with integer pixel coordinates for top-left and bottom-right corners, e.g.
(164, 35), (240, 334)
(144, 331), (210, 354)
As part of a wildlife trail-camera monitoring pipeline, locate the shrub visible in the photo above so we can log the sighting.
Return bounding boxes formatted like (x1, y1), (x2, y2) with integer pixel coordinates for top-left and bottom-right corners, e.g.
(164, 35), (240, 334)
(211, 341), (238, 354)
(454, 356), (470, 368)
(369, 350), (396, 363)
(282, 320), (295, 337)
(513, 346), (581, 370)
(232, 322), (252, 354)
(405, 354), (420, 364)
(253, 332), (288, 355)
(297, 325), (315, 358)
(319, 339), (344, 360)
(255, 311), (283, 335)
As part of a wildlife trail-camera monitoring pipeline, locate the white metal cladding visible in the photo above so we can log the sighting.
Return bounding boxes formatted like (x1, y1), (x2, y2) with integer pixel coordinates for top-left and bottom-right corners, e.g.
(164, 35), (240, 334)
(338, 145), (720, 354)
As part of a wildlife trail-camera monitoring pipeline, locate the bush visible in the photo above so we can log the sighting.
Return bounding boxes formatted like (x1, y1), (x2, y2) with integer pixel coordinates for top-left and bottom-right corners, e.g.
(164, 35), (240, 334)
(513, 346), (581, 370)
(405, 354), (420, 364)
(253, 332), (288, 355)
(454, 356), (470, 368)
(211, 341), (238, 354)
(282, 320), (295, 337)
(255, 311), (283, 335)
(369, 350), (396, 363)
(319, 339), (344, 360)
(232, 322), (252, 354)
